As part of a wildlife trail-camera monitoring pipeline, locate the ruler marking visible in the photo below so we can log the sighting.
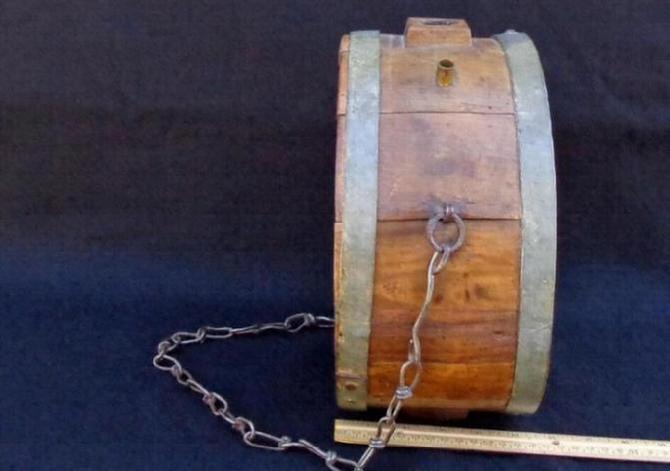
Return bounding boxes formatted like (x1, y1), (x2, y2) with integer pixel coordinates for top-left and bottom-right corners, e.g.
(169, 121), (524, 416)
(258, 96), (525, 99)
(334, 420), (670, 464)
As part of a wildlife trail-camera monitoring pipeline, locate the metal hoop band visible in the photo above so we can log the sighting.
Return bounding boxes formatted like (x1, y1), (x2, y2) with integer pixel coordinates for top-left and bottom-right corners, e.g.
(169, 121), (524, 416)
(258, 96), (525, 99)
(336, 30), (381, 410)
(494, 30), (557, 414)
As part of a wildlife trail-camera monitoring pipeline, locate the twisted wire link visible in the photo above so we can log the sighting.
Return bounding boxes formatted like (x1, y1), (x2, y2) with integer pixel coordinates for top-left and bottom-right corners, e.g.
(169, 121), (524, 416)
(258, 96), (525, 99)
(356, 204), (464, 468)
(152, 205), (464, 470)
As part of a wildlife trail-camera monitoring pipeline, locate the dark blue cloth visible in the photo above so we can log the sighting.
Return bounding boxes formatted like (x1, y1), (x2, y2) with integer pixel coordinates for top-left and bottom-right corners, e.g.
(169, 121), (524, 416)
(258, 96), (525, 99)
(1, 1), (668, 469)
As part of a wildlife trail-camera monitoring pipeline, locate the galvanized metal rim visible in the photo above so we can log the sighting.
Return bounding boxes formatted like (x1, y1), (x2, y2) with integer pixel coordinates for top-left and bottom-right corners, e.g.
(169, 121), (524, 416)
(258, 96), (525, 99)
(335, 30), (381, 411)
(494, 30), (557, 414)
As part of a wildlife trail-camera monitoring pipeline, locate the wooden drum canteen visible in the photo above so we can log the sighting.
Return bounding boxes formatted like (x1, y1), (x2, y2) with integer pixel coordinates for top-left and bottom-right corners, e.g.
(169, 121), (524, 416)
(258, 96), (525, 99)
(333, 18), (556, 418)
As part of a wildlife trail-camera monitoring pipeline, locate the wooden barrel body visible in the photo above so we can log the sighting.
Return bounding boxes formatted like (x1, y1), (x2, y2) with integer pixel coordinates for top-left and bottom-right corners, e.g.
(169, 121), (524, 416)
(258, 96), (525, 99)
(334, 18), (556, 417)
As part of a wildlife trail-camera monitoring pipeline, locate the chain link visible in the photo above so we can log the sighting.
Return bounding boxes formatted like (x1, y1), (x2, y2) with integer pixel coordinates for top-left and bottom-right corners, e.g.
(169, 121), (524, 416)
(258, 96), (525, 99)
(152, 205), (464, 470)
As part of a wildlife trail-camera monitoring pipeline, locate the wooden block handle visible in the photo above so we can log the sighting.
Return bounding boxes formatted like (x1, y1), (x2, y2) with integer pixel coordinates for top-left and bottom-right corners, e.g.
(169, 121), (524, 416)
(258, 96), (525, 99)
(404, 18), (472, 47)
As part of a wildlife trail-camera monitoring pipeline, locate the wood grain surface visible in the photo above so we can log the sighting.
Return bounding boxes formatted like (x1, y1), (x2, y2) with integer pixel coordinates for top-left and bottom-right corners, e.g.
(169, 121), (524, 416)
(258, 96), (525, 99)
(404, 17), (473, 47)
(367, 220), (520, 411)
(335, 18), (525, 415)
(337, 36), (514, 115)
(336, 112), (520, 221)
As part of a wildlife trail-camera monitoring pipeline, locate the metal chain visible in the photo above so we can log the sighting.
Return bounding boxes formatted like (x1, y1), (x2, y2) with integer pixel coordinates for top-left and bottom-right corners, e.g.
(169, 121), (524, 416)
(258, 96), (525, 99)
(152, 205), (465, 470)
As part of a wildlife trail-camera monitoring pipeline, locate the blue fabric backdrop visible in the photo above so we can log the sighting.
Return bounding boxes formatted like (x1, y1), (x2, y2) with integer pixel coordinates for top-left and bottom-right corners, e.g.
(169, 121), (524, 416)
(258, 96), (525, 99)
(1, 1), (669, 470)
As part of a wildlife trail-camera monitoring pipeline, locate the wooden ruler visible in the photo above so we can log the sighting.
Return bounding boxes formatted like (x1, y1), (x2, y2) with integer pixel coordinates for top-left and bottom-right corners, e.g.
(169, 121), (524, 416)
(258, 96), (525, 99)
(334, 420), (670, 464)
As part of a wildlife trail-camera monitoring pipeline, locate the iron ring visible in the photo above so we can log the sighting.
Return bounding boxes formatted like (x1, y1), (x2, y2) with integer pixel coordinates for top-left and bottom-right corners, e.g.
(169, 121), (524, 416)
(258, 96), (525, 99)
(426, 204), (465, 253)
